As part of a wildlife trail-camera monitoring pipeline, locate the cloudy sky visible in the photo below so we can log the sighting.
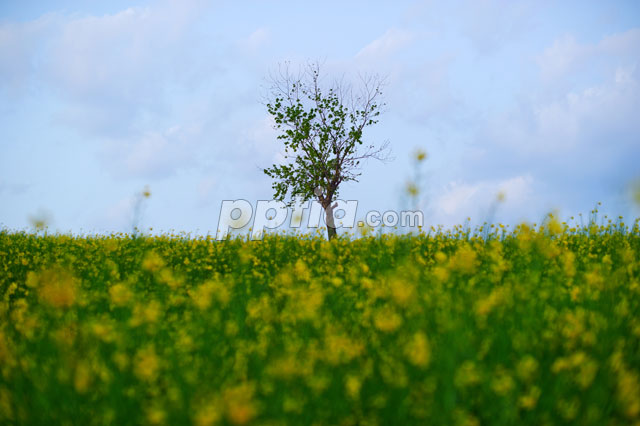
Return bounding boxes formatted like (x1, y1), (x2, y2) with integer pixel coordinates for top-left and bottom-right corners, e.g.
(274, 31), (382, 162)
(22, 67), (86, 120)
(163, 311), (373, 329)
(1, 0), (639, 235)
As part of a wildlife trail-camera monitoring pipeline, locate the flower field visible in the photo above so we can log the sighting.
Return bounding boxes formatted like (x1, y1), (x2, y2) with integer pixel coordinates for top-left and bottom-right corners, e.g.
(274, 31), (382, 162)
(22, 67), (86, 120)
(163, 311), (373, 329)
(1, 221), (639, 425)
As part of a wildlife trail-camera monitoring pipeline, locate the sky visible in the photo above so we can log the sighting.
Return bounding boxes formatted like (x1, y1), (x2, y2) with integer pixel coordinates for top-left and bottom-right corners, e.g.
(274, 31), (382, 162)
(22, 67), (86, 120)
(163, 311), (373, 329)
(1, 0), (639, 235)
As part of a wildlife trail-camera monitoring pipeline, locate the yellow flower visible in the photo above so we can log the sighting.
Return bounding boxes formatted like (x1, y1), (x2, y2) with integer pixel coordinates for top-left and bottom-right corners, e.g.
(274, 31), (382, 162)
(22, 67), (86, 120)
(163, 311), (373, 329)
(293, 259), (311, 282)
(330, 277), (343, 287)
(158, 268), (183, 289)
(74, 361), (92, 393)
(142, 251), (165, 272)
(617, 370), (640, 419)
(518, 386), (541, 410)
(455, 361), (482, 388)
(475, 287), (506, 317)
(36, 267), (78, 309)
(223, 383), (257, 425)
(449, 244), (478, 275)
(491, 368), (515, 396)
(109, 283), (132, 306)
(145, 403), (166, 425)
(557, 398), (580, 421)
(390, 278), (415, 307)
(129, 300), (162, 327)
(432, 266), (449, 283)
(404, 332), (431, 368)
(246, 295), (276, 323)
(134, 346), (161, 382)
(190, 280), (230, 310)
(373, 307), (403, 333)
(112, 352), (129, 371)
(545, 214), (563, 236)
(193, 398), (222, 426)
(92, 322), (115, 343)
(516, 355), (538, 382)
(324, 333), (364, 365)
(406, 182), (419, 197)
(562, 251), (576, 278)
(345, 375), (362, 400)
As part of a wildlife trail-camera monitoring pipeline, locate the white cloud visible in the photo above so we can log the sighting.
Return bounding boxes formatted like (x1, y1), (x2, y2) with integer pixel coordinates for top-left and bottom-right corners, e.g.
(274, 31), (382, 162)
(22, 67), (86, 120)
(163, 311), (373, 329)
(240, 27), (270, 50)
(389, 55), (461, 126)
(1, 1), (210, 131)
(227, 115), (282, 165)
(488, 63), (640, 155)
(536, 35), (588, 81)
(432, 175), (534, 226)
(437, 180), (481, 216)
(197, 176), (218, 205)
(0, 14), (57, 96)
(466, 28), (640, 220)
(599, 28), (640, 56)
(101, 125), (201, 179)
(461, 0), (535, 54)
(0, 180), (31, 196)
(0, 1), (228, 183)
(537, 28), (640, 82)
(355, 28), (413, 60)
(44, 4), (197, 101)
(498, 175), (534, 205)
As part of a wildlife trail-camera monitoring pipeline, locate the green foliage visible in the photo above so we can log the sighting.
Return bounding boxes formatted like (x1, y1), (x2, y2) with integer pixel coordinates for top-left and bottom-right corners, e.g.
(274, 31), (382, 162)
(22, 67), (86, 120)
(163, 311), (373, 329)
(263, 63), (387, 208)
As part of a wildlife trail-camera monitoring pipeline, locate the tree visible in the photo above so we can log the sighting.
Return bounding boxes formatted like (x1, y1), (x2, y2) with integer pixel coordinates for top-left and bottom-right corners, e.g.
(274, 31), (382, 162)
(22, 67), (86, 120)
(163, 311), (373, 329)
(263, 62), (391, 240)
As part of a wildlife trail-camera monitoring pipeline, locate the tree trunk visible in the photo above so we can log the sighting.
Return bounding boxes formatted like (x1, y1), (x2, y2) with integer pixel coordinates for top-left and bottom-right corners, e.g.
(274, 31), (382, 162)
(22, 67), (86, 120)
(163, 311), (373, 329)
(324, 203), (337, 240)
(326, 224), (337, 240)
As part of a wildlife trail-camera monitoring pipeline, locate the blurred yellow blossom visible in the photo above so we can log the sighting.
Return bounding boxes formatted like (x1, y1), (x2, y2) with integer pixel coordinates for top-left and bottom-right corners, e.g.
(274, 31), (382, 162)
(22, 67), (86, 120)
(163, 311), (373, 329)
(404, 332), (431, 368)
(35, 267), (78, 309)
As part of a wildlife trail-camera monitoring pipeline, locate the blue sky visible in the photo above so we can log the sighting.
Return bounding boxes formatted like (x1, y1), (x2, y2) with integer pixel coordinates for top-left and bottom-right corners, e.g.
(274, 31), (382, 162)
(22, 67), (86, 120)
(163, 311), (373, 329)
(1, 0), (639, 234)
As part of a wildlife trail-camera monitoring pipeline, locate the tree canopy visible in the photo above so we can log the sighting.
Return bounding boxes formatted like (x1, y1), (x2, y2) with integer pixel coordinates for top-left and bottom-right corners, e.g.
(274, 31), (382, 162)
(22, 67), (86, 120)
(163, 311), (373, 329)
(263, 62), (391, 239)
